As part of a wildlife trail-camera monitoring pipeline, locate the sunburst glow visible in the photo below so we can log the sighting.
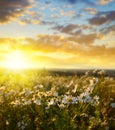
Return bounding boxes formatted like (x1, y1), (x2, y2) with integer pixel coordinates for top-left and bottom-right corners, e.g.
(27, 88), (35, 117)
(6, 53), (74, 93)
(3, 50), (31, 70)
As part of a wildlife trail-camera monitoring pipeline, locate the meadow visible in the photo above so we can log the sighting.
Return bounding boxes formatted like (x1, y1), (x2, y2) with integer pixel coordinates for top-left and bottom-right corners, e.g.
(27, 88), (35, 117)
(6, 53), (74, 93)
(0, 69), (115, 130)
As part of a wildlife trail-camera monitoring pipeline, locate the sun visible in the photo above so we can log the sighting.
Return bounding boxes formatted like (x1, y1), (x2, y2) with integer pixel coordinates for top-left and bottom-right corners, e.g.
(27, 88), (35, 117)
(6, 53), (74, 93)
(3, 50), (31, 70)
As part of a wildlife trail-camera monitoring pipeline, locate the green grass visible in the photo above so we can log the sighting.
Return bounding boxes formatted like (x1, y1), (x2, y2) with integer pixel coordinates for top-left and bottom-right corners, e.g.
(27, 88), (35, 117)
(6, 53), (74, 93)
(0, 69), (115, 130)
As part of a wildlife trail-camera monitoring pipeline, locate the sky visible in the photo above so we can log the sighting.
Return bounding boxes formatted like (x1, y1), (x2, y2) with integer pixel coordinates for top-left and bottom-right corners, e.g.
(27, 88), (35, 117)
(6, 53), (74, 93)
(0, 0), (115, 69)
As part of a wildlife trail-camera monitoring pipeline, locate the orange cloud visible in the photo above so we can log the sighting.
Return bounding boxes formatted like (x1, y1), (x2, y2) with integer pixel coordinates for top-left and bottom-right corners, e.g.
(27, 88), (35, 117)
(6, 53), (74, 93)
(0, 34), (115, 69)
(96, 0), (114, 5)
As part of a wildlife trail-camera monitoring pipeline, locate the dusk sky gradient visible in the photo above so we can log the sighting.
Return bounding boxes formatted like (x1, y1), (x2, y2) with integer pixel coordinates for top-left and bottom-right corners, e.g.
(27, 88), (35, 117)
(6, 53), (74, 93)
(0, 0), (115, 69)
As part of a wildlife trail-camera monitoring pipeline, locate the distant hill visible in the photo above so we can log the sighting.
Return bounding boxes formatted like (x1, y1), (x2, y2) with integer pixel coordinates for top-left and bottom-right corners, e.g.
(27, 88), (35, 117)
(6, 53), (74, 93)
(48, 69), (115, 77)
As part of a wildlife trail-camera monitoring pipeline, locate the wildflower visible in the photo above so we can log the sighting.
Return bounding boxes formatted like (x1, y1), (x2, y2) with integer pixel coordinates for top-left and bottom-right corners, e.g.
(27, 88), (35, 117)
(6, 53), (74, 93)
(92, 95), (100, 105)
(0, 86), (6, 91)
(110, 98), (113, 101)
(66, 84), (70, 88)
(39, 84), (44, 88)
(45, 106), (50, 110)
(24, 89), (32, 96)
(48, 99), (56, 106)
(34, 85), (39, 90)
(98, 70), (105, 75)
(62, 95), (68, 104)
(6, 120), (9, 125)
(58, 103), (65, 109)
(53, 91), (58, 96)
(17, 122), (21, 127)
(93, 95), (99, 101)
(6, 89), (15, 96)
(11, 100), (21, 106)
(34, 99), (41, 105)
(84, 94), (92, 103)
(71, 97), (77, 104)
(85, 71), (89, 76)
(77, 95), (83, 102)
(17, 121), (28, 130)
(24, 100), (32, 105)
(80, 92), (88, 98)
(110, 103), (115, 108)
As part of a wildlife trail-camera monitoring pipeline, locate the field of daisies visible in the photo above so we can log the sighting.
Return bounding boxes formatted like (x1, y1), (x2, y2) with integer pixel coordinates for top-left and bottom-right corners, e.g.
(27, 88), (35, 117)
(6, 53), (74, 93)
(0, 69), (115, 130)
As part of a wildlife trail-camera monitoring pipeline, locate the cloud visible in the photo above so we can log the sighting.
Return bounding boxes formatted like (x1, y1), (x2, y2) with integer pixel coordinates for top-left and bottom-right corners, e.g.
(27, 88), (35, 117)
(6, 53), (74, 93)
(59, 10), (76, 17)
(93, 31), (115, 48)
(19, 19), (41, 25)
(51, 14), (60, 18)
(84, 7), (97, 15)
(53, 24), (80, 35)
(68, 33), (98, 45)
(96, 0), (114, 5)
(19, 11), (42, 25)
(52, 23), (101, 45)
(0, 34), (102, 53)
(0, 0), (34, 24)
(89, 11), (115, 25)
(106, 25), (115, 32)
(53, 24), (93, 35)
(58, 0), (78, 4)
(0, 35), (115, 69)
(25, 11), (43, 24)
(45, 1), (51, 5)
(58, 0), (94, 5)
(100, 24), (115, 34)
(29, 35), (115, 58)
(67, 0), (78, 4)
